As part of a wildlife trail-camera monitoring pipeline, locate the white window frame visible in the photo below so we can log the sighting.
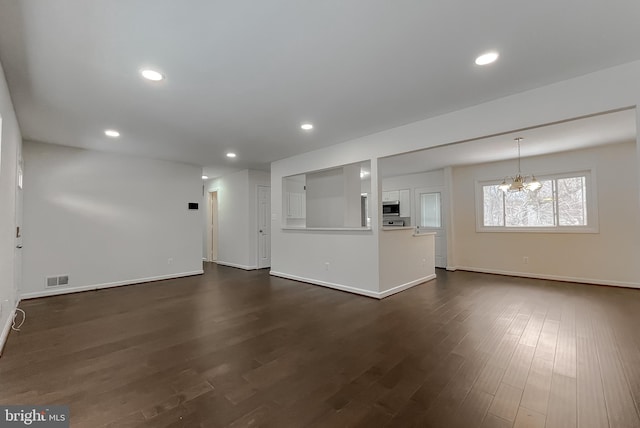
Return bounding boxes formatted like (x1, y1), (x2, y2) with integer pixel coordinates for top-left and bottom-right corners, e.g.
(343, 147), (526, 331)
(475, 169), (598, 233)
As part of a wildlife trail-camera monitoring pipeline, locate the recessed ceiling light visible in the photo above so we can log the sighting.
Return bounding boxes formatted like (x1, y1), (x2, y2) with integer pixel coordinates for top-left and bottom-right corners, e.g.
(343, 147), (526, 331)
(300, 123), (313, 131)
(104, 129), (120, 138)
(226, 152), (236, 158)
(475, 51), (499, 66)
(140, 68), (165, 81)
(202, 175), (209, 180)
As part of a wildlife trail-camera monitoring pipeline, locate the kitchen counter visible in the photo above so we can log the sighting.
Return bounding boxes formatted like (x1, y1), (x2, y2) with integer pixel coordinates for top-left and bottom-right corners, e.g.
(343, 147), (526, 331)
(381, 227), (437, 237)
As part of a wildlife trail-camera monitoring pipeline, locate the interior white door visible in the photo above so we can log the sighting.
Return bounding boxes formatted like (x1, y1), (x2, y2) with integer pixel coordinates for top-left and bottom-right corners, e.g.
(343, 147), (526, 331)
(258, 186), (271, 268)
(209, 191), (218, 261)
(415, 186), (447, 268)
(14, 156), (23, 295)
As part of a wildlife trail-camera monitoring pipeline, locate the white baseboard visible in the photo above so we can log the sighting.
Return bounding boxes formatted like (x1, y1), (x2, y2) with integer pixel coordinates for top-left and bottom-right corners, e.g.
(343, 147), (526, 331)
(215, 261), (258, 271)
(269, 271), (380, 298)
(20, 270), (204, 300)
(0, 303), (18, 357)
(379, 274), (437, 298)
(452, 266), (640, 289)
(269, 271), (436, 299)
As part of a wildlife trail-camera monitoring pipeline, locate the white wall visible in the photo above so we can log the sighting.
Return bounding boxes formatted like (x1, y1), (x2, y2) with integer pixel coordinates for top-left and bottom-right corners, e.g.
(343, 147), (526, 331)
(306, 167), (344, 227)
(0, 59), (22, 351)
(271, 60), (640, 296)
(343, 163), (362, 227)
(450, 141), (640, 287)
(21, 141), (203, 298)
(204, 169), (269, 270)
(379, 230), (435, 297)
(205, 170), (249, 268)
(271, 154), (380, 295)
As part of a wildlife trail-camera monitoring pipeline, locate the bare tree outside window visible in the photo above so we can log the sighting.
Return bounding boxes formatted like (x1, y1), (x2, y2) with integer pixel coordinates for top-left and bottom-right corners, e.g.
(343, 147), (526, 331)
(557, 176), (587, 225)
(505, 179), (554, 227)
(483, 185), (504, 226)
(482, 174), (588, 229)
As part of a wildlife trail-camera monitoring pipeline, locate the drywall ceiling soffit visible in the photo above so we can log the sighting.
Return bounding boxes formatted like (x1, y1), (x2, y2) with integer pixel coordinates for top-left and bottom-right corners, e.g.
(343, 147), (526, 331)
(0, 0), (639, 173)
(379, 109), (638, 178)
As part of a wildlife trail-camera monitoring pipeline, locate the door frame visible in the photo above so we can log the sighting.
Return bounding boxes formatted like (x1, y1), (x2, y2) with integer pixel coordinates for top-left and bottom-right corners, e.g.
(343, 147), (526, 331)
(257, 185), (271, 269)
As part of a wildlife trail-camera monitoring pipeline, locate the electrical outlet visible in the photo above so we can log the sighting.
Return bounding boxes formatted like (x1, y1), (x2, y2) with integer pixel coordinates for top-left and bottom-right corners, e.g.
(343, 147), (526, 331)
(523, 256), (529, 264)
(324, 262), (330, 271)
(168, 258), (173, 265)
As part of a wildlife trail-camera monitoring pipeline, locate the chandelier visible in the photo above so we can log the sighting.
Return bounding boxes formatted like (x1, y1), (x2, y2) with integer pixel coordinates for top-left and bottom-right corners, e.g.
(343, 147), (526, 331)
(498, 137), (541, 192)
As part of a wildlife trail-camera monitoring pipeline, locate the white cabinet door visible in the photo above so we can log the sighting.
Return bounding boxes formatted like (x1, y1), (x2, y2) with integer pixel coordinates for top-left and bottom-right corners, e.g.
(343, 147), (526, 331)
(286, 192), (305, 218)
(382, 190), (399, 202)
(399, 189), (410, 217)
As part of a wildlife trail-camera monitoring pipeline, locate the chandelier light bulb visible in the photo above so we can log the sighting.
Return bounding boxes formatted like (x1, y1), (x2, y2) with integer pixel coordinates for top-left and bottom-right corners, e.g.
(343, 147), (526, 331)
(500, 137), (540, 193)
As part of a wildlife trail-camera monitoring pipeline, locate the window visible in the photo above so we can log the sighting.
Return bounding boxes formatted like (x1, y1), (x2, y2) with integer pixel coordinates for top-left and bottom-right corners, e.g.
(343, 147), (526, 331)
(477, 171), (596, 232)
(419, 192), (442, 228)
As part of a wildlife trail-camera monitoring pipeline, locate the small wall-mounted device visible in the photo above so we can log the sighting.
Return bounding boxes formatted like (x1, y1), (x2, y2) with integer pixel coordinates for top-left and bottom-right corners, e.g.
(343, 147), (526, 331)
(188, 202), (199, 210)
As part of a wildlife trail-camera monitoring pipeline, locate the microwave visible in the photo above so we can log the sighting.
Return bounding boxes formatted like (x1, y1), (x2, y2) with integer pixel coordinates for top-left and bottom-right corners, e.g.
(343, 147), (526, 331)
(382, 200), (400, 216)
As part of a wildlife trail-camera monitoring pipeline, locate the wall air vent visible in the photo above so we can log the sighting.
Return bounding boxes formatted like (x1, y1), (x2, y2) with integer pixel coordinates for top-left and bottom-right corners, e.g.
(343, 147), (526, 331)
(46, 275), (69, 287)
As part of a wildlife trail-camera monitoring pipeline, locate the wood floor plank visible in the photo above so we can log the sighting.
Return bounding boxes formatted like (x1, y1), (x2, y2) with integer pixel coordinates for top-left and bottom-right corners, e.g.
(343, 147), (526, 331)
(481, 413), (514, 428)
(513, 406), (545, 428)
(520, 357), (553, 416)
(545, 373), (577, 428)
(475, 361), (507, 395)
(576, 335), (609, 428)
(553, 315), (577, 379)
(594, 322), (640, 428)
(502, 343), (535, 389)
(488, 382), (523, 422)
(456, 388), (495, 428)
(533, 319), (559, 362)
(0, 266), (639, 427)
(519, 311), (546, 348)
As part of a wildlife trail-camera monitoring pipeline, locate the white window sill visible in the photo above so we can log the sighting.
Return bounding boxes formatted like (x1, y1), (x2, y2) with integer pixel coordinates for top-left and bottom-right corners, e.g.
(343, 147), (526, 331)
(476, 226), (598, 234)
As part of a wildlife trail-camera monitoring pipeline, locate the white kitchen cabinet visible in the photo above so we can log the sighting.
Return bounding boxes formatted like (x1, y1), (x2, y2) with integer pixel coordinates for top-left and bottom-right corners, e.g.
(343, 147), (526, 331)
(382, 190), (399, 202)
(399, 189), (410, 217)
(286, 192), (306, 218)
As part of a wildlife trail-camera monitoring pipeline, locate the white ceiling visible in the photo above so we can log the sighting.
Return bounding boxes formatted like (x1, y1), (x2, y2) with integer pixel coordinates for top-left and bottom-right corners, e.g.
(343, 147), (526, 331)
(1, 1), (639, 178)
(380, 109), (638, 178)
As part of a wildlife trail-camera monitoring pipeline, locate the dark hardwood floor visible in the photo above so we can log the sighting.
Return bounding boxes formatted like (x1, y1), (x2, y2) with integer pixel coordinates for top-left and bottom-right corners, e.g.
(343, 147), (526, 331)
(2, 264), (640, 427)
